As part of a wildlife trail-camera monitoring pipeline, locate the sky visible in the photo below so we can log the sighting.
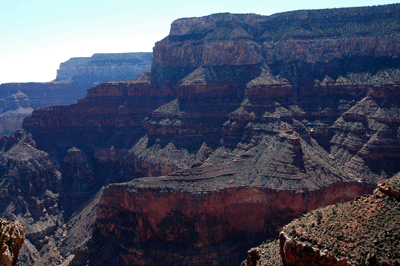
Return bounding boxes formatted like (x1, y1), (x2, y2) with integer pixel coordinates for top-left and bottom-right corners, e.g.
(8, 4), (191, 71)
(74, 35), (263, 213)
(1, 0), (399, 84)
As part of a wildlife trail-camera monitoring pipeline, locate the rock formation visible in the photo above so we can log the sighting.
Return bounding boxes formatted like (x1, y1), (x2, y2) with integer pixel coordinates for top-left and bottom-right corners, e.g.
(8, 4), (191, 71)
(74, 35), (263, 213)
(0, 3), (400, 265)
(0, 92), (33, 136)
(242, 173), (400, 265)
(0, 219), (25, 266)
(54, 52), (152, 85)
(0, 53), (152, 137)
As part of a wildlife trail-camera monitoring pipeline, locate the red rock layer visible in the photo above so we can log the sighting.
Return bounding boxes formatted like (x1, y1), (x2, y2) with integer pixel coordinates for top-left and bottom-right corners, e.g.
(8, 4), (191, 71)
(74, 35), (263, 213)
(23, 74), (165, 134)
(277, 174), (400, 265)
(73, 180), (373, 265)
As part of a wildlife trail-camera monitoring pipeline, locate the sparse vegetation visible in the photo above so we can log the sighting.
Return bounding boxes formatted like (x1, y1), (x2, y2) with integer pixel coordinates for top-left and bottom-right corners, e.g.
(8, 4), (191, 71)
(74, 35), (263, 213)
(345, 68), (400, 85)
(196, 4), (400, 42)
(245, 240), (283, 266)
(315, 210), (323, 225)
(385, 173), (400, 191)
(281, 174), (400, 265)
(249, 174), (400, 265)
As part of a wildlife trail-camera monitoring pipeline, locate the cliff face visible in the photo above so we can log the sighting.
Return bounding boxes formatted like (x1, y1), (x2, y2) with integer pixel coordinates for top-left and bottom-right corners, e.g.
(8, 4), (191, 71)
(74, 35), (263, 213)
(0, 82), (88, 110)
(242, 174), (400, 266)
(151, 5), (400, 85)
(54, 53), (152, 85)
(0, 53), (152, 137)
(0, 82), (89, 137)
(1, 4), (400, 266)
(278, 173), (400, 266)
(81, 180), (372, 265)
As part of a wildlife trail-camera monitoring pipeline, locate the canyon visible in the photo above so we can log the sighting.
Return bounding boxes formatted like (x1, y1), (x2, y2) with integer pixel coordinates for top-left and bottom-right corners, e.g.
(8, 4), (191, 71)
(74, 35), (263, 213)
(0, 3), (400, 265)
(0, 53), (152, 136)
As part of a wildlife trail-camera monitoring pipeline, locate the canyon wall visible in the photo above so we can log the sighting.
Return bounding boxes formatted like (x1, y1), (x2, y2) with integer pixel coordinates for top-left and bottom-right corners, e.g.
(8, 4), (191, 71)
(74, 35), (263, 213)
(0, 82), (88, 136)
(78, 179), (372, 265)
(241, 174), (400, 265)
(54, 52), (152, 85)
(278, 173), (400, 266)
(0, 82), (88, 110)
(0, 53), (152, 137)
(0, 4), (399, 265)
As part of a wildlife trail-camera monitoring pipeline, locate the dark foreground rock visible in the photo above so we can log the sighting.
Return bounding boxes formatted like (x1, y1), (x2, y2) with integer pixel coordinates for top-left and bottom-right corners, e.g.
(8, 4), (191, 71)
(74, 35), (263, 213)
(0, 219), (25, 266)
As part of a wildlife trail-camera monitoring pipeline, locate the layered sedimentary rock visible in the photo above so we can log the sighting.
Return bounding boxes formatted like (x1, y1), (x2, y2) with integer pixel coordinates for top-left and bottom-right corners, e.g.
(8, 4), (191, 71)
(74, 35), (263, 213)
(83, 178), (372, 265)
(54, 53), (152, 85)
(1, 4), (400, 266)
(0, 130), (64, 265)
(0, 53), (152, 137)
(0, 82), (88, 110)
(0, 219), (25, 266)
(242, 174), (400, 266)
(278, 173), (400, 266)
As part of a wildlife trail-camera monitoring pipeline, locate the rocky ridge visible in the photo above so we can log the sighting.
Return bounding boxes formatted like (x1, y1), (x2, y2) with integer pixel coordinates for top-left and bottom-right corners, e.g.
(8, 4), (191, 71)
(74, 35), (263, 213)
(1, 4), (400, 265)
(242, 173), (400, 265)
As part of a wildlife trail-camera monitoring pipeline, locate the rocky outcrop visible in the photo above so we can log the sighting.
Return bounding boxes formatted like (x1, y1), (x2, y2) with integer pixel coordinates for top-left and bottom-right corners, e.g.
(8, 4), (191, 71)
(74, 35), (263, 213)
(0, 130), (63, 265)
(277, 173), (400, 266)
(0, 219), (25, 266)
(1, 4), (400, 266)
(279, 232), (348, 266)
(242, 174), (400, 266)
(240, 241), (283, 266)
(0, 92), (33, 136)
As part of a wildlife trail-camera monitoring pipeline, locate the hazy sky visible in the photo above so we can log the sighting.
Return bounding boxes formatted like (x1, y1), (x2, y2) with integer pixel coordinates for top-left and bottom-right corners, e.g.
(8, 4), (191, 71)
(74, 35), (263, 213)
(1, 0), (399, 84)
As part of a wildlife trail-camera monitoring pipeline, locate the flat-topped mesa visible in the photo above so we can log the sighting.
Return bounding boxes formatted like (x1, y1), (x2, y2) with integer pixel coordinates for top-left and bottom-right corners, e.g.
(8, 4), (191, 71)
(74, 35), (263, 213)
(167, 6), (400, 40)
(55, 52), (152, 85)
(151, 5), (400, 85)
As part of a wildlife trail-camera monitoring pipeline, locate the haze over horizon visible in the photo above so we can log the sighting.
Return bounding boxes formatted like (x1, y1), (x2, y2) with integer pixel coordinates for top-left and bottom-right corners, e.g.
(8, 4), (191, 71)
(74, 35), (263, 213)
(1, 0), (399, 84)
